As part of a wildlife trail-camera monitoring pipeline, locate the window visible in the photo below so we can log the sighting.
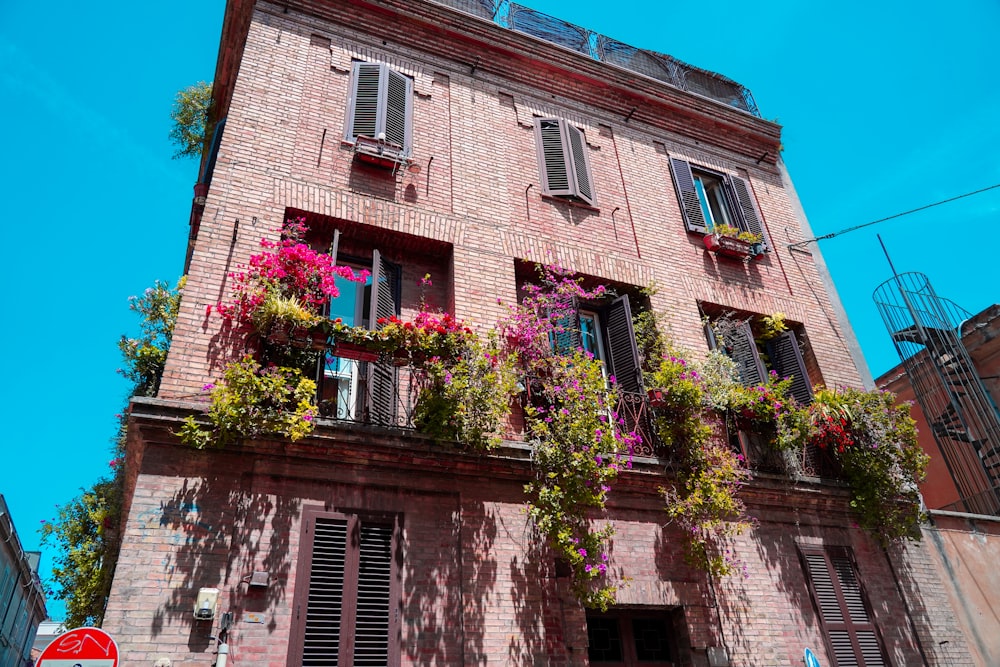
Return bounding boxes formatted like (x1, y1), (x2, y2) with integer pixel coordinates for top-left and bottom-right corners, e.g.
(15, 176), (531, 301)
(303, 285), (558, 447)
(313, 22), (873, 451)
(799, 545), (888, 667)
(548, 293), (642, 394)
(321, 229), (401, 424)
(534, 118), (596, 206)
(345, 62), (413, 156)
(289, 507), (401, 667)
(668, 157), (767, 250)
(706, 316), (813, 405)
(587, 609), (685, 666)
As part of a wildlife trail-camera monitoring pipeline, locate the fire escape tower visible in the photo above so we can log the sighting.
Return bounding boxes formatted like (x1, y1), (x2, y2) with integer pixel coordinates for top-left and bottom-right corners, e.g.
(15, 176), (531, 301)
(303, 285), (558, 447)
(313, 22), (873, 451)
(874, 271), (1000, 515)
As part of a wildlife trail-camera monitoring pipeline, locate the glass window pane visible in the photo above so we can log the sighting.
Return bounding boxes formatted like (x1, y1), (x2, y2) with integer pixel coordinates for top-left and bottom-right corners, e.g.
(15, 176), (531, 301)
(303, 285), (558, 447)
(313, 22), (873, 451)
(587, 617), (624, 662)
(632, 617), (672, 661)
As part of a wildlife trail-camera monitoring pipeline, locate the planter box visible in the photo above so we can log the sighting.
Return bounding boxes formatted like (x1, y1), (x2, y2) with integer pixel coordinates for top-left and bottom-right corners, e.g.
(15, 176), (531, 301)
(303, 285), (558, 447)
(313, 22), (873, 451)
(330, 342), (380, 363)
(703, 233), (756, 260)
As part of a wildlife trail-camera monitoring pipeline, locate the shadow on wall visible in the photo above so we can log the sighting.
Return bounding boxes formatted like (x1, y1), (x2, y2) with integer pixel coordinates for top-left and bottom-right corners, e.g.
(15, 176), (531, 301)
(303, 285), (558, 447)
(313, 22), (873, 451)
(144, 471), (299, 650)
(403, 499), (497, 667)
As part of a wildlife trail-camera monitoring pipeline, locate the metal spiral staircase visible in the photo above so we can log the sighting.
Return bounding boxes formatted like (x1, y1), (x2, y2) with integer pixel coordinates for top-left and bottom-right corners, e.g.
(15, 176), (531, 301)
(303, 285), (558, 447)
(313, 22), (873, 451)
(874, 272), (1000, 515)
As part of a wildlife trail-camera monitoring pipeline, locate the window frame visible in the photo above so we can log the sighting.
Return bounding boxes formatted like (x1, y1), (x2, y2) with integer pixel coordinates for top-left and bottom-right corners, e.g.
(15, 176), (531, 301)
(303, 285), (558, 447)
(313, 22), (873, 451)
(799, 545), (889, 667)
(586, 608), (683, 666)
(534, 117), (597, 207)
(668, 157), (768, 251)
(320, 230), (402, 424)
(344, 61), (414, 157)
(288, 506), (402, 667)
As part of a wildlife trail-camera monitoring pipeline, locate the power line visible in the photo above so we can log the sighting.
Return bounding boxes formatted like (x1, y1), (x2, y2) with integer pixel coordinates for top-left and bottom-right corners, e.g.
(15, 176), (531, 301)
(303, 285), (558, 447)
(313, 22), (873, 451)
(788, 182), (1000, 250)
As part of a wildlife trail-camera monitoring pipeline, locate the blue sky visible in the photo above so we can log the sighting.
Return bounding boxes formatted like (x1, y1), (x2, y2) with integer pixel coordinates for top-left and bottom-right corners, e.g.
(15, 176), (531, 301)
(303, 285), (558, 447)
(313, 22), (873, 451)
(1, 0), (997, 622)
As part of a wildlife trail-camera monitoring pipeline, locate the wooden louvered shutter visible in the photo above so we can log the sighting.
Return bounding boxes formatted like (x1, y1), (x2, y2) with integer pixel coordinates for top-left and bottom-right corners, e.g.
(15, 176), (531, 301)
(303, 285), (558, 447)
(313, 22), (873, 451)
(384, 68), (413, 154)
(550, 296), (581, 356)
(729, 175), (768, 251)
(353, 522), (395, 666)
(603, 295), (642, 394)
(347, 62), (383, 142)
(728, 321), (767, 387)
(535, 119), (595, 206)
(767, 331), (813, 405)
(301, 516), (349, 665)
(668, 157), (710, 234)
(536, 118), (572, 198)
(294, 511), (400, 667)
(566, 123), (595, 206)
(800, 546), (887, 667)
(367, 250), (399, 425)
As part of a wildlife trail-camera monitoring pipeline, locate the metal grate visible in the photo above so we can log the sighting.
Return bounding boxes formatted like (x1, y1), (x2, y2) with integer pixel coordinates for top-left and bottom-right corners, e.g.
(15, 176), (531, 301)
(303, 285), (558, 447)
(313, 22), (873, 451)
(509, 4), (592, 55)
(429, 0), (496, 20)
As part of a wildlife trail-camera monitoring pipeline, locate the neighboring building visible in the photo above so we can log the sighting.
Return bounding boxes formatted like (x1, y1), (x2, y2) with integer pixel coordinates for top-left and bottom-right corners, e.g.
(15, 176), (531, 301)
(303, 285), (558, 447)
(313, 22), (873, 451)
(0, 495), (47, 667)
(103, 1), (987, 666)
(29, 620), (65, 663)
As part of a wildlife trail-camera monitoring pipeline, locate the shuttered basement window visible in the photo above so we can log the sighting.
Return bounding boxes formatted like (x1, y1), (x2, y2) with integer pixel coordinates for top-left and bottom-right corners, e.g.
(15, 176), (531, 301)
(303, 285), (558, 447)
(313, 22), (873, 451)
(345, 62), (413, 155)
(292, 509), (400, 667)
(534, 118), (596, 206)
(800, 546), (887, 667)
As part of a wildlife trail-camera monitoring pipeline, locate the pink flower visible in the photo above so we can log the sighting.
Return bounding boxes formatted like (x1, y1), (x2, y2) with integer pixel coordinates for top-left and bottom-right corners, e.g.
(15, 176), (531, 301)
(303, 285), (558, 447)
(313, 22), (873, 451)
(202, 383), (215, 391)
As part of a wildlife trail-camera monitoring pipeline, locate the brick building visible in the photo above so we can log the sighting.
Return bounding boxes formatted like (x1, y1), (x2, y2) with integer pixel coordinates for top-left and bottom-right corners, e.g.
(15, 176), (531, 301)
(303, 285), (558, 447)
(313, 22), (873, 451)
(104, 1), (984, 665)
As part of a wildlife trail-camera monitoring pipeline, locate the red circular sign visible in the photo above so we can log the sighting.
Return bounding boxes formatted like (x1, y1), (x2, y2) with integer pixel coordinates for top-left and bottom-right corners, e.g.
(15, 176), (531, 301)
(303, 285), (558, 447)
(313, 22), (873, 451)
(36, 626), (119, 667)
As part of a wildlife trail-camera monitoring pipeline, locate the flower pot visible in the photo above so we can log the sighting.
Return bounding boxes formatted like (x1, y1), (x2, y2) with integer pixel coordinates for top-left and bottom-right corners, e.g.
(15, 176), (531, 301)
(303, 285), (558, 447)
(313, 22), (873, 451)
(647, 388), (668, 409)
(703, 233), (755, 260)
(267, 321), (293, 345)
(331, 341), (380, 363)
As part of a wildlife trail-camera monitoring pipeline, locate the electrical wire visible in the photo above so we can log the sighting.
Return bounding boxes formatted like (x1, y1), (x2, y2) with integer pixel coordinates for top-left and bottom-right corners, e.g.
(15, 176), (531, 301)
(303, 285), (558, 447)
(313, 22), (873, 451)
(788, 182), (1000, 250)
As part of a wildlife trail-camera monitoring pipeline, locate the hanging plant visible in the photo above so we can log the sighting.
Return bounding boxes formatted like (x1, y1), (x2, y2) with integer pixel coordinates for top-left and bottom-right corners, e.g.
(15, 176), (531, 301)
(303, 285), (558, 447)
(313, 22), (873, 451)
(178, 355), (317, 449)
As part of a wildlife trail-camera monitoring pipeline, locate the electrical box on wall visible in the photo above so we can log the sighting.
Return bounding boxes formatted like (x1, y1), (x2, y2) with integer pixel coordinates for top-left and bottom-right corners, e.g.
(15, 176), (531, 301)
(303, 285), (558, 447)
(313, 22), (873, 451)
(194, 587), (219, 620)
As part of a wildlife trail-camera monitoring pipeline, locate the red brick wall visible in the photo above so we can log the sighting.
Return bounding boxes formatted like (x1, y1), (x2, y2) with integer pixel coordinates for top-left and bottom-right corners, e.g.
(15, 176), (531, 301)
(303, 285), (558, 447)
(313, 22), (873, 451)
(112, 2), (978, 666)
(160, 0), (862, 400)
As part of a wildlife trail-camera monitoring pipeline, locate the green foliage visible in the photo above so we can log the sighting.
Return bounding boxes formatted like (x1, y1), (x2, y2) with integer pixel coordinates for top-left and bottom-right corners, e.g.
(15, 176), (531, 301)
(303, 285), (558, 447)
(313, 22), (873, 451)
(815, 388), (928, 543)
(41, 480), (120, 627)
(179, 355), (318, 449)
(117, 278), (185, 397)
(43, 279), (184, 624)
(413, 334), (517, 452)
(712, 223), (763, 244)
(647, 351), (754, 577)
(168, 81), (213, 160)
(524, 352), (636, 609)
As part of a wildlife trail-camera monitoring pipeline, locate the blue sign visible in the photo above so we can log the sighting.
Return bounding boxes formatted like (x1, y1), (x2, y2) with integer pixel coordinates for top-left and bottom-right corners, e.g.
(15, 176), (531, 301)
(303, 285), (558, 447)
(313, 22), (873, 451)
(804, 648), (822, 667)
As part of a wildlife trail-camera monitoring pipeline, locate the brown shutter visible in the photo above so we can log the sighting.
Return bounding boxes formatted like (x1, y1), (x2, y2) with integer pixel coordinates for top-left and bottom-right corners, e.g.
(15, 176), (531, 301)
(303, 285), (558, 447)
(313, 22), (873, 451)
(729, 175), (768, 251)
(347, 62), (382, 142)
(729, 321), (767, 387)
(536, 118), (572, 196)
(800, 546), (888, 667)
(603, 294), (642, 394)
(566, 123), (595, 206)
(535, 118), (595, 205)
(353, 523), (394, 666)
(346, 63), (412, 154)
(367, 250), (399, 425)
(300, 517), (349, 665)
(384, 68), (413, 154)
(668, 157), (709, 233)
(767, 331), (813, 405)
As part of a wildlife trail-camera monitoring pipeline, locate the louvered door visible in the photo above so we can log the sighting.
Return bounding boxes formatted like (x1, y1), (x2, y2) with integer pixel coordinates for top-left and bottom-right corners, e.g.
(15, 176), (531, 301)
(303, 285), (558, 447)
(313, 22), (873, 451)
(801, 546), (887, 667)
(729, 320), (767, 387)
(603, 295), (642, 394)
(292, 510), (400, 667)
